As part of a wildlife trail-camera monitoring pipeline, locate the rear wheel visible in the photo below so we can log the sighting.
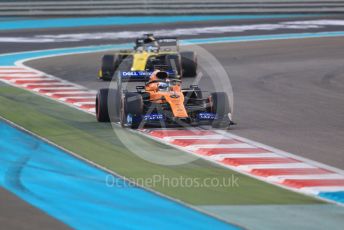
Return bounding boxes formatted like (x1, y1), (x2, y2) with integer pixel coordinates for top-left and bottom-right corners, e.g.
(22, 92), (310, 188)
(165, 54), (181, 77)
(209, 92), (231, 128)
(100, 54), (122, 81)
(181, 51), (197, 77)
(120, 92), (143, 129)
(96, 88), (120, 122)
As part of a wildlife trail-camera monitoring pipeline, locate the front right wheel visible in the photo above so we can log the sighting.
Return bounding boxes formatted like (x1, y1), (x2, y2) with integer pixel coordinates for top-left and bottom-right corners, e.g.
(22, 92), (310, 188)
(209, 92), (231, 128)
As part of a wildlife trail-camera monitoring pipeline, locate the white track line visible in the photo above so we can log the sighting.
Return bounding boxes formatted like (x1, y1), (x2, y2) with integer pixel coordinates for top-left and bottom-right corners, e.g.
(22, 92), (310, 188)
(161, 135), (226, 141)
(0, 66), (24, 69)
(59, 96), (96, 102)
(0, 70), (39, 73)
(8, 78), (49, 82)
(209, 153), (283, 160)
(238, 163), (318, 171)
(301, 186), (344, 194)
(73, 102), (96, 107)
(185, 143), (254, 150)
(0, 70), (37, 73)
(0, 74), (44, 77)
(32, 87), (82, 92)
(268, 174), (344, 182)
(45, 92), (96, 97)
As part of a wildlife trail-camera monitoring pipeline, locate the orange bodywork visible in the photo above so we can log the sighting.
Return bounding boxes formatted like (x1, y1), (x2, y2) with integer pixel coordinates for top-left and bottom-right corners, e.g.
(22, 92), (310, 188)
(145, 71), (188, 118)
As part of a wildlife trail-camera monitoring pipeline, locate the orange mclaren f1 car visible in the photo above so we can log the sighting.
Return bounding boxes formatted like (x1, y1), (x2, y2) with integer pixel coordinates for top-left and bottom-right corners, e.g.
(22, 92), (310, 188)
(95, 69), (232, 129)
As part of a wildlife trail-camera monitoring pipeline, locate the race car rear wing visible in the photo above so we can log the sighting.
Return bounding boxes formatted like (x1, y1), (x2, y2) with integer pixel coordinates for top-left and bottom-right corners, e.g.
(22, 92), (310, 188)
(135, 36), (179, 51)
(157, 37), (178, 45)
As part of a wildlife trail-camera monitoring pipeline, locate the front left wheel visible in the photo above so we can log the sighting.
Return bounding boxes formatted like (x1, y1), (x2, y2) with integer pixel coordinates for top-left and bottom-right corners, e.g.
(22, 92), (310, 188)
(96, 88), (120, 122)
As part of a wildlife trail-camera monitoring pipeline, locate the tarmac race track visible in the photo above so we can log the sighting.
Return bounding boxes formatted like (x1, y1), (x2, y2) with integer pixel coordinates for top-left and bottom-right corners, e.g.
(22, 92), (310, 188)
(27, 36), (344, 169)
(0, 188), (68, 229)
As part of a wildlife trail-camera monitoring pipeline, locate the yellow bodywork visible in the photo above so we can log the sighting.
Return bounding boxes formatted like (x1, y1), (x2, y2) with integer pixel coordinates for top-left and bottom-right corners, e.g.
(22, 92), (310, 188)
(118, 50), (177, 71)
(131, 52), (150, 71)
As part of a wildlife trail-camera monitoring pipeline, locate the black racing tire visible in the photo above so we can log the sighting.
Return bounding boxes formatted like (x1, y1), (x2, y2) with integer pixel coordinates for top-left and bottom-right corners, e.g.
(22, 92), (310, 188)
(209, 92), (231, 128)
(96, 88), (120, 122)
(181, 51), (197, 77)
(100, 54), (116, 81)
(165, 54), (182, 77)
(121, 92), (143, 129)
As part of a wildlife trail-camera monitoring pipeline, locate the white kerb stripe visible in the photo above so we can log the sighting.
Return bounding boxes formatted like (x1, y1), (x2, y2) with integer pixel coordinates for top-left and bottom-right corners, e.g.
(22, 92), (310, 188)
(0, 70), (37, 73)
(59, 96), (96, 101)
(9, 78), (48, 82)
(32, 87), (82, 92)
(268, 174), (344, 183)
(45, 91), (96, 96)
(237, 163), (317, 171)
(300, 186), (344, 195)
(162, 135), (225, 141)
(209, 153), (282, 160)
(73, 102), (95, 107)
(0, 74), (43, 77)
(186, 143), (254, 150)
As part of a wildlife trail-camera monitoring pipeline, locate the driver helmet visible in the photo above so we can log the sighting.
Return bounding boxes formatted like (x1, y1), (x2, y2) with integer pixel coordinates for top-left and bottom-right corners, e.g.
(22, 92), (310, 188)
(156, 71), (168, 80)
(143, 34), (156, 44)
(158, 82), (169, 91)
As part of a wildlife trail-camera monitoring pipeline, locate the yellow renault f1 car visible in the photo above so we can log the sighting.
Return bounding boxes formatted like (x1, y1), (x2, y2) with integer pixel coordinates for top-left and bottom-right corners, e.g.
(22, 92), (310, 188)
(98, 34), (197, 80)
